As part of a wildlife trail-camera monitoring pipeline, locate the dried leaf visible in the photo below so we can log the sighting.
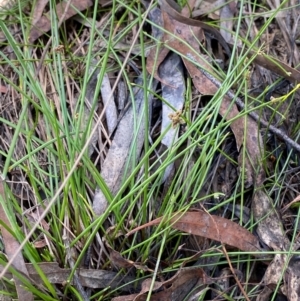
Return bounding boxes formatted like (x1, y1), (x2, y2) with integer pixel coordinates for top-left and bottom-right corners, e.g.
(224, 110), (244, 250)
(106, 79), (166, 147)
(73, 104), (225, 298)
(287, 256), (300, 301)
(101, 73), (118, 135)
(160, 0), (300, 83)
(127, 211), (262, 253)
(252, 190), (293, 299)
(219, 2), (235, 43)
(144, 267), (211, 301)
(112, 266), (211, 301)
(108, 247), (135, 269)
(29, 0), (93, 42)
(92, 76), (157, 216)
(158, 52), (185, 181)
(252, 190), (290, 251)
(0, 262), (140, 292)
(159, 4), (264, 187)
(31, 0), (49, 25)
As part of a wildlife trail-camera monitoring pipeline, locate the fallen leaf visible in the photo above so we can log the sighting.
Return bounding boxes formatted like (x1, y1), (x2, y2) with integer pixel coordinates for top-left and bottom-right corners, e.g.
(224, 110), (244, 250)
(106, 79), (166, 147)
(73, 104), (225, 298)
(112, 266), (211, 301)
(0, 262), (140, 292)
(31, 0), (49, 26)
(101, 73), (118, 135)
(127, 210), (262, 254)
(107, 246), (135, 269)
(92, 76), (157, 216)
(145, 2), (264, 189)
(29, 0), (93, 42)
(252, 189), (295, 299)
(158, 52), (185, 181)
(158, 2), (265, 187)
(219, 2), (236, 43)
(286, 256), (300, 301)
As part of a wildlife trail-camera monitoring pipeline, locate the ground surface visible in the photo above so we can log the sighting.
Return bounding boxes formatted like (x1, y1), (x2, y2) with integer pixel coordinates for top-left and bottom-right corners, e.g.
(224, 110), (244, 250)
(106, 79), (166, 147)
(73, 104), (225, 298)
(1, 0), (300, 300)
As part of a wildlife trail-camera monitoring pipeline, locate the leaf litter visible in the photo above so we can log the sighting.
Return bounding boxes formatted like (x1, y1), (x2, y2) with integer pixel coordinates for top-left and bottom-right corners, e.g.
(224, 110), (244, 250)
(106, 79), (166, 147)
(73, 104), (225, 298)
(1, 0), (300, 300)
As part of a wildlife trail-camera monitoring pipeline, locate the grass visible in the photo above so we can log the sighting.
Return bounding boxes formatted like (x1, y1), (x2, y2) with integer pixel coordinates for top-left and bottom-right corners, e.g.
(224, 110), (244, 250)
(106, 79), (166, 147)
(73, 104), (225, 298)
(0, 0), (300, 300)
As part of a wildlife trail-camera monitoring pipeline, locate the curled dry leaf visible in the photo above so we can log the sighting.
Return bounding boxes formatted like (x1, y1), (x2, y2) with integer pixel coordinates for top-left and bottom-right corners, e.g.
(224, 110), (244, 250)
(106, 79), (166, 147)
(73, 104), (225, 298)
(107, 246), (135, 269)
(106, 243), (154, 272)
(31, 0), (49, 25)
(252, 190), (290, 251)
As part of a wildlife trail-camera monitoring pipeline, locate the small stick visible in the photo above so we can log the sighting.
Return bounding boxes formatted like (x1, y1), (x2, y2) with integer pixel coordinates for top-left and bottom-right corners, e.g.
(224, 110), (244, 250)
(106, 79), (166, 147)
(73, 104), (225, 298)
(199, 67), (300, 153)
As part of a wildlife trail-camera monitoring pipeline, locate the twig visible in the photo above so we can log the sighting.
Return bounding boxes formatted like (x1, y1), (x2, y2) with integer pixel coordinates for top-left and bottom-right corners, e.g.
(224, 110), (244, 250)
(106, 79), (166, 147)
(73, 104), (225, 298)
(199, 67), (300, 153)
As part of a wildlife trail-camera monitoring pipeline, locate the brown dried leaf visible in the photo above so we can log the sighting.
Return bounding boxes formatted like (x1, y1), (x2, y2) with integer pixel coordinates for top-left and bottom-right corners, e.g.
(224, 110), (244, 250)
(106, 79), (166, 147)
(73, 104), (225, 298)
(33, 239), (47, 248)
(127, 211), (262, 253)
(150, 1), (265, 187)
(31, 0), (49, 25)
(146, 46), (170, 84)
(146, 0), (197, 84)
(108, 247), (135, 269)
(160, 0), (300, 82)
(29, 0), (93, 42)
(244, 49), (300, 83)
(143, 267), (211, 301)
(112, 266), (211, 301)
